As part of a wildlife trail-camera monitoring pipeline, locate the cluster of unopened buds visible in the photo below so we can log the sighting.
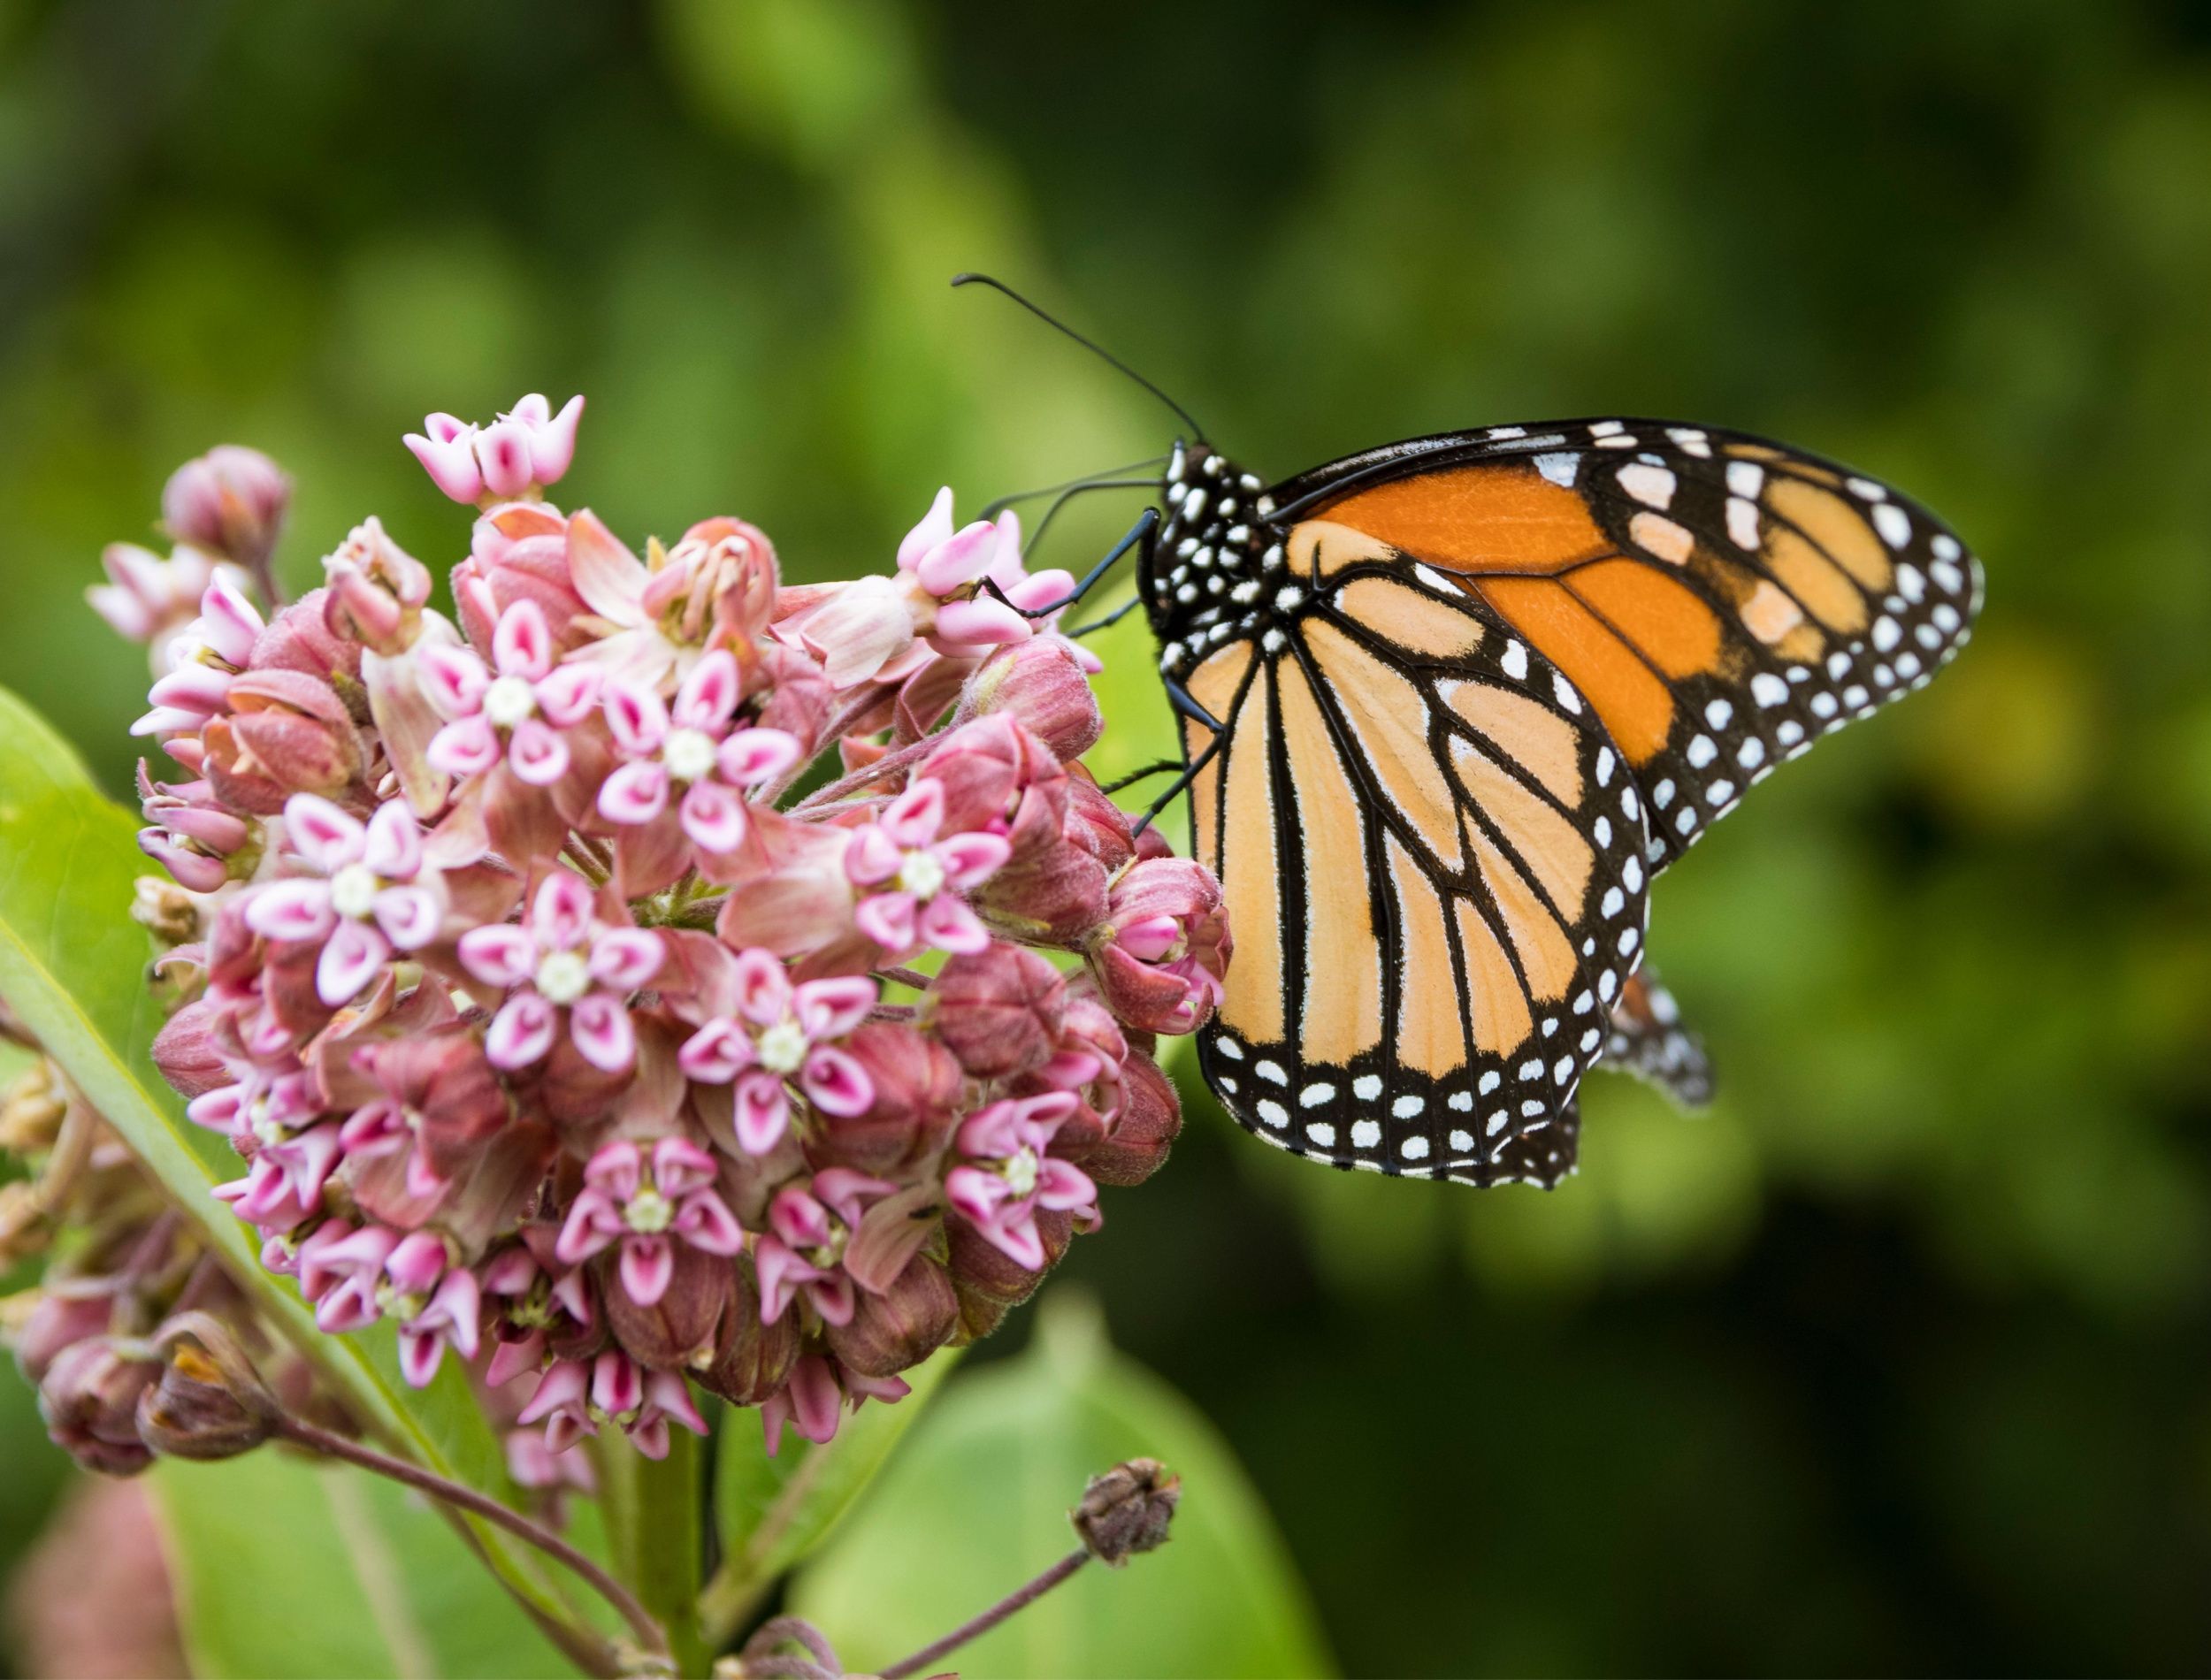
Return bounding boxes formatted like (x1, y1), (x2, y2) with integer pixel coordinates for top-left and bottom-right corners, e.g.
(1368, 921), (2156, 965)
(98, 398), (1226, 1488)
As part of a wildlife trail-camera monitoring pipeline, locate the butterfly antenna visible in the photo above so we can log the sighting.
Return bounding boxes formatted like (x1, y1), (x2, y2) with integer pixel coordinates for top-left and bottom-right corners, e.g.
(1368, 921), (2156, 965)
(952, 272), (1206, 440)
(981, 454), (1167, 520)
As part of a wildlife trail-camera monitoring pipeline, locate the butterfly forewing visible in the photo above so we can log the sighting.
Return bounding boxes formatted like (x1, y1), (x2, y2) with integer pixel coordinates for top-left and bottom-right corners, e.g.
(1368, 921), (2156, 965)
(1271, 420), (1984, 871)
(1183, 574), (1650, 1186)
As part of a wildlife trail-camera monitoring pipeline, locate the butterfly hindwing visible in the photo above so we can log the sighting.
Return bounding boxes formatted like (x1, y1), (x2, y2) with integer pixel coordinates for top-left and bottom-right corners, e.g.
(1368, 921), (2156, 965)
(1601, 964), (1713, 1110)
(1183, 571), (1649, 1187)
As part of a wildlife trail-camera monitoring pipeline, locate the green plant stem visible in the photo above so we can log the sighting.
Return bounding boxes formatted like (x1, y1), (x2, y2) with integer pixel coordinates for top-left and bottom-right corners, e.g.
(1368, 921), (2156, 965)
(879, 1546), (1093, 1679)
(601, 1431), (708, 1676)
(275, 1414), (663, 1669)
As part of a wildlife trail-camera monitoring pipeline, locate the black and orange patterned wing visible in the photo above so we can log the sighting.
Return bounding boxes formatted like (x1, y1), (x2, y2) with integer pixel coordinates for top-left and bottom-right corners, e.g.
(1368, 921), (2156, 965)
(1266, 419), (1983, 870)
(1178, 569), (1649, 1186)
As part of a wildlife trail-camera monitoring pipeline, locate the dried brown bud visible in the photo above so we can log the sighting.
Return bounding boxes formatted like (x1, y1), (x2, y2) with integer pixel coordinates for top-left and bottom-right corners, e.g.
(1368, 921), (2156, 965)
(695, 1259), (799, 1407)
(1072, 1457), (1180, 1566)
(601, 1243), (735, 1371)
(824, 1252), (958, 1379)
(134, 1343), (275, 1462)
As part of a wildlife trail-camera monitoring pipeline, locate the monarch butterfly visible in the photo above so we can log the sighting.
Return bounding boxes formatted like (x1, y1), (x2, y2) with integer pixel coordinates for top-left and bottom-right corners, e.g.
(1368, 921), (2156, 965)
(962, 278), (1982, 1187)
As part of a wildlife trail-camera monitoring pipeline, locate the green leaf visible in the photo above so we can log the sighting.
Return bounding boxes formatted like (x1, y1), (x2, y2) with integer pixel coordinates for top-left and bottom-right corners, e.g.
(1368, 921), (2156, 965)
(790, 1297), (1334, 1679)
(0, 686), (584, 1647)
(153, 1452), (575, 1680)
(705, 1345), (961, 1638)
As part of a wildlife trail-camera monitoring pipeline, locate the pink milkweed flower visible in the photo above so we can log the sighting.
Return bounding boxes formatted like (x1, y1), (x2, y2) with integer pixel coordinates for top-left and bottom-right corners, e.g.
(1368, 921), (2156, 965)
(241, 795), (445, 1006)
(405, 394), (584, 504)
(420, 599), (603, 787)
(753, 1169), (896, 1327)
(843, 779), (1010, 957)
(384, 1235), (484, 1387)
(519, 1352), (705, 1460)
(598, 651), (802, 853)
(945, 1091), (1099, 1271)
(481, 1233), (597, 1386)
(88, 542), (246, 670)
(759, 1352), (908, 1456)
(459, 873), (663, 1073)
(567, 512), (778, 693)
(1084, 857), (1232, 1035)
(774, 574), (925, 690)
(131, 577), (265, 736)
(555, 1137), (743, 1308)
(677, 950), (876, 1155)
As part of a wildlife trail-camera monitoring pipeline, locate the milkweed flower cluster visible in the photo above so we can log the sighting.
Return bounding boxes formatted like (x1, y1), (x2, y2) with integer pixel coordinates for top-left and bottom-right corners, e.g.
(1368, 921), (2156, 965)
(103, 408), (1224, 1475)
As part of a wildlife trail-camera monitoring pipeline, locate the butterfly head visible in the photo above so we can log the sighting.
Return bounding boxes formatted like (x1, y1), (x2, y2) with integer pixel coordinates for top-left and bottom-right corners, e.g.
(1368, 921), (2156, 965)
(1147, 441), (1290, 676)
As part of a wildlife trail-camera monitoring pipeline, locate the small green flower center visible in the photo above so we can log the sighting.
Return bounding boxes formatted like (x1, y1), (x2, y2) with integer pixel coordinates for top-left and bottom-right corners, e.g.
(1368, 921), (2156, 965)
(898, 849), (946, 900)
(377, 1282), (427, 1322)
(1003, 1145), (1040, 1199)
(754, 1018), (808, 1075)
(624, 1187), (674, 1234)
(248, 1094), (284, 1148)
(329, 861), (381, 920)
(663, 727), (718, 783)
(534, 949), (591, 1005)
(483, 674), (538, 729)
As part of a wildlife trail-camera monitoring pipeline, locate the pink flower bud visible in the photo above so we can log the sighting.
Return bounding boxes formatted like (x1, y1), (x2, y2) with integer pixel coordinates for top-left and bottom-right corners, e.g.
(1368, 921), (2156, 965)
(824, 1252), (957, 1379)
(162, 445), (290, 569)
(1084, 859), (1231, 1035)
(1061, 1050), (1182, 1187)
(248, 588), (362, 683)
(914, 714), (1062, 834)
(959, 638), (1104, 760)
(323, 517), (432, 656)
(602, 1242), (735, 1371)
(37, 1340), (159, 1477)
(930, 944), (1065, 1080)
(806, 1022), (961, 1175)
(696, 1260), (799, 1407)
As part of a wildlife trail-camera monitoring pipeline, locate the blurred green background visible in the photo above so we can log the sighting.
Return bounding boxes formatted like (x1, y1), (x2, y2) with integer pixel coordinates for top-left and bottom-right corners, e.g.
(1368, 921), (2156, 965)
(6, 0), (2211, 1671)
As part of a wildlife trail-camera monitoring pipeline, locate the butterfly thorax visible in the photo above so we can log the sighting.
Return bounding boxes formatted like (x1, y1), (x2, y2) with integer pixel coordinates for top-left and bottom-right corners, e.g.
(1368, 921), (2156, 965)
(1144, 440), (1300, 683)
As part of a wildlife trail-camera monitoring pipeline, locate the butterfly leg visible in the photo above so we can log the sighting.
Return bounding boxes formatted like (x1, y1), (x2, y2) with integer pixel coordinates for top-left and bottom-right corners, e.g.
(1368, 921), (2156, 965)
(1129, 729), (1222, 838)
(1098, 758), (1185, 793)
(1066, 595), (1146, 638)
(979, 508), (1159, 620)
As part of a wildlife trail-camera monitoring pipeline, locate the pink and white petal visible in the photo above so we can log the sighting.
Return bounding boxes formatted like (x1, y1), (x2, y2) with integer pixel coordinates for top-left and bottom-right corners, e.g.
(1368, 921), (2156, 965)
(806, 1275), (857, 1328)
(1007, 568), (1075, 611)
(458, 924), (539, 989)
(1035, 1157), (1099, 1213)
(678, 781), (748, 854)
(728, 947), (792, 1027)
(361, 800), (425, 879)
(371, 883), (443, 951)
(416, 642), (492, 719)
(492, 599), (555, 682)
(506, 718), (571, 786)
(754, 1239), (802, 1324)
(918, 893), (991, 955)
(841, 824), (902, 888)
(716, 728), (803, 787)
(317, 919), (391, 1004)
(896, 487), (956, 573)
(930, 594), (1030, 648)
(405, 431), (485, 504)
(672, 649), (741, 731)
(792, 974), (877, 1039)
(598, 760), (671, 825)
(677, 1019), (755, 1083)
(671, 1190), (744, 1255)
(534, 662), (605, 728)
(526, 394), (584, 484)
(282, 793), (365, 872)
(732, 1073), (791, 1156)
(913, 520), (1002, 596)
(244, 878), (338, 943)
(879, 778), (945, 849)
(943, 1165), (1007, 1226)
(427, 714), (503, 778)
(799, 1045), (876, 1118)
(976, 1210), (1047, 1271)
(555, 1190), (625, 1264)
(587, 927), (665, 990)
(569, 993), (637, 1073)
(486, 992), (559, 1068)
(854, 892), (917, 953)
(617, 1234), (675, 1307)
(529, 871), (595, 951)
(477, 418), (535, 500)
(602, 682), (669, 757)
(935, 830), (1012, 888)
